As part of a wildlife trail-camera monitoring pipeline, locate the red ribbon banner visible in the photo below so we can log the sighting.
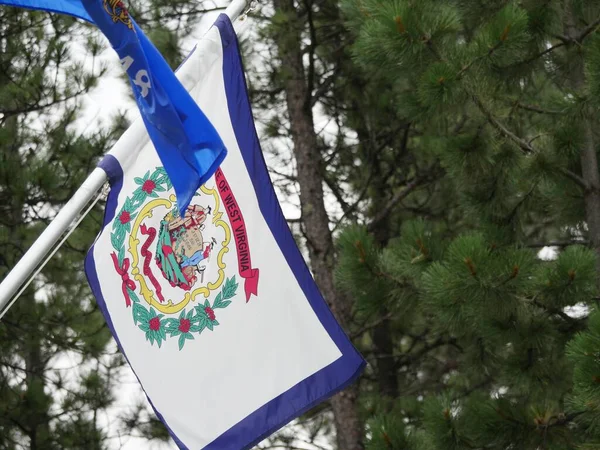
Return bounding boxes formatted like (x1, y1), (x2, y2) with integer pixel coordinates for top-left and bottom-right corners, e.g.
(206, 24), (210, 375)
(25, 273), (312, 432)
(140, 224), (165, 303)
(215, 168), (259, 301)
(110, 252), (136, 307)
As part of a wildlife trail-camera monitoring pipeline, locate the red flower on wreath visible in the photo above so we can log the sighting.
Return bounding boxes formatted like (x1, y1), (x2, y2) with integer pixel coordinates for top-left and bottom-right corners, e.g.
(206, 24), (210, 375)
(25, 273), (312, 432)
(119, 211), (131, 224)
(142, 179), (156, 194)
(179, 318), (191, 333)
(149, 317), (161, 331)
(205, 306), (216, 321)
(109, 166), (241, 351)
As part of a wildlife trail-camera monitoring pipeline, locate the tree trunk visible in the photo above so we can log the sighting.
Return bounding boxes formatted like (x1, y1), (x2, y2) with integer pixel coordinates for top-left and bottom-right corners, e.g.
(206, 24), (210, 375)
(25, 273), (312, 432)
(579, 123), (600, 289)
(2, 120), (51, 448)
(372, 315), (398, 399)
(566, 7), (600, 289)
(358, 126), (399, 401)
(23, 310), (51, 450)
(271, 0), (364, 448)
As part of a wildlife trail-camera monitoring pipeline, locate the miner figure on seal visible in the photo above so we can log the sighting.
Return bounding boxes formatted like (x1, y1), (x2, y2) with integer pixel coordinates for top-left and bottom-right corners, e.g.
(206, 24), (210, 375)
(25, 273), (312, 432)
(155, 204), (216, 290)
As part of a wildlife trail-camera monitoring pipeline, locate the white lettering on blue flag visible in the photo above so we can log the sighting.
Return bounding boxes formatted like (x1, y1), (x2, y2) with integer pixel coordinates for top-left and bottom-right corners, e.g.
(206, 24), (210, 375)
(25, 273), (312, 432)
(0, 0), (228, 214)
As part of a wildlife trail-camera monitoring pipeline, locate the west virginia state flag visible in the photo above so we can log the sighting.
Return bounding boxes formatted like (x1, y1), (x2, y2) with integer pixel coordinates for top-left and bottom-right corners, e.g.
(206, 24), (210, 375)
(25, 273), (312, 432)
(85, 15), (365, 449)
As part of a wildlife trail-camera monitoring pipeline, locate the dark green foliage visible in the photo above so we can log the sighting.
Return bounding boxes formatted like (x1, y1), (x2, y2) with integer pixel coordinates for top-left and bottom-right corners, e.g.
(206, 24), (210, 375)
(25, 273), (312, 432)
(337, 218), (598, 447)
(0, 7), (118, 448)
(328, 0), (600, 448)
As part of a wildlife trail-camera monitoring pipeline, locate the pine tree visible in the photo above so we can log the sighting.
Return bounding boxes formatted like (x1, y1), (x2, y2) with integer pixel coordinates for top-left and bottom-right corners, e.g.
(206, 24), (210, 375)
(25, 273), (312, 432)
(328, 0), (600, 448)
(0, 6), (122, 448)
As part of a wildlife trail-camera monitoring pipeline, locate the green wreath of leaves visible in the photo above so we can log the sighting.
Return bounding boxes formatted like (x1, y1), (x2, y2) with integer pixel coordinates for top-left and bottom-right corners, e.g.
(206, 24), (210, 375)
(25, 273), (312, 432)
(110, 167), (237, 350)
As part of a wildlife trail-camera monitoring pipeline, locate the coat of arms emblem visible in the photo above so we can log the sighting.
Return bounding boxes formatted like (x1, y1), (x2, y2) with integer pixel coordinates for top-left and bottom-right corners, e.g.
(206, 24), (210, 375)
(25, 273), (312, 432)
(155, 204), (217, 290)
(103, 0), (134, 29)
(109, 167), (259, 350)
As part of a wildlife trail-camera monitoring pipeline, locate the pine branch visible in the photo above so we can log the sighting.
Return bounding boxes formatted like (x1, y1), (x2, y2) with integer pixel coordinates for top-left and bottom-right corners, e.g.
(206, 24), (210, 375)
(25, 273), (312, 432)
(421, 36), (548, 156)
(331, 171), (374, 232)
(457, 40), (505, 79)
(526, 240), (589, 248)
(470, 97), (587, 192)
(558, 167), (590, 191)
(509, 15), (600, 68)
(463, 95), (589, 189)
(514, 42), (567, 67)
(547, 411), (586, 428)
(269, 167), (297, 182)
(532, 299), (586, 327)
(571, 16), (600, 44)
(453, 376), (494, 400)
(323, 172), (353, 217)
(471, 94), (534, 154)
(0, 89), (87, 118)
(350, 311), (395, 339)
(513, 102), (564, 115)
(311, 73), (336, 106)
(304, 0), (317, 110)
(367, 176), (428, 232)
(397, 337), (458, 367)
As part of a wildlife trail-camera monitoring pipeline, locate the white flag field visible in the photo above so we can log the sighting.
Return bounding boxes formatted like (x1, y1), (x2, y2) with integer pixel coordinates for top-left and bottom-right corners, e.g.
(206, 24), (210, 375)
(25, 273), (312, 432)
(84, 14), (365, 449)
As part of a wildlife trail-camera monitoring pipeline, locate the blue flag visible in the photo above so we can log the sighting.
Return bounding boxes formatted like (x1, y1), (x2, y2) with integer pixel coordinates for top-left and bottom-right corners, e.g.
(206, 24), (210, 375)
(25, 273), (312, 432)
(0, 0), (227, 213)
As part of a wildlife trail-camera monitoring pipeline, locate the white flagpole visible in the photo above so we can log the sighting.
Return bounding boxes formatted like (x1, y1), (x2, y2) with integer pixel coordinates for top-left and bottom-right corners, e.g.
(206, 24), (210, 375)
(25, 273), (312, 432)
(0, 0), (249, 319)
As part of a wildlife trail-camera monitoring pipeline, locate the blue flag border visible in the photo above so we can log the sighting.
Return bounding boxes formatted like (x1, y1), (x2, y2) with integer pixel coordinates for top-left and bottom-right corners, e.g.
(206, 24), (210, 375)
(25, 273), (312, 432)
(85, 14), (365, 450)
